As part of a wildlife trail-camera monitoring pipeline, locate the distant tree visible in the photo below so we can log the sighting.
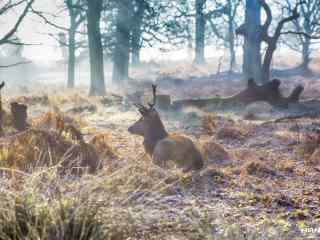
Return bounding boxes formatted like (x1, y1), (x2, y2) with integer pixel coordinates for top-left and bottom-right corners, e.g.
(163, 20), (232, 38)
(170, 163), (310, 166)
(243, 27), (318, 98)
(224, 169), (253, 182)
(33, 0), (86, 88)
(112, 0), (132, 84)
(0, 0), (34, 69)
(159, 0), (226, 64)
(65, 0), (86, 88)
(131, 0), (149, 66)
(208, 0), (242, 72)
(86, 0), (106, 96)
(236, 0), (262, 82)
(194, 0), (227, 64)
(194, 0), (206, 64)
(237, 0), (305, 83)
(0, 0), (35, 46)
(282, 0), (320, 73)
(111, 0), (162, 83)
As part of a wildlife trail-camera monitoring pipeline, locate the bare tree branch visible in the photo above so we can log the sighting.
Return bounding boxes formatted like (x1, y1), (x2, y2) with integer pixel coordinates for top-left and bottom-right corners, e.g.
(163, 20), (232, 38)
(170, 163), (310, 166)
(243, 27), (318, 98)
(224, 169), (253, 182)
(0, 61), (31, 68)
(260, 0), (272, 31)
(0, 0), (35, 45)
(0, 0), (26, 15)
(281, 30), (320, 39)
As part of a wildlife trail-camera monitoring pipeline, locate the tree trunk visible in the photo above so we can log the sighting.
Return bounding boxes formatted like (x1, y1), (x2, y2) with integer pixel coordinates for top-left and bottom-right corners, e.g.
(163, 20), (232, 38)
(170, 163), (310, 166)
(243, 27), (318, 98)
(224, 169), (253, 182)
(194, 0), (206, 64)
(261, 41), (276, 83)
(131, 1), (145, 67)
(112, 0), (132, 83)
(243, 0), (262, 82)
(87, 0), (106, 96)
(187, 38), (193, 60)
(67, 20), (76, 88)
(227, 9), (236, 72)
(301, 38), (311, 72)
(131, 43), (141, 67)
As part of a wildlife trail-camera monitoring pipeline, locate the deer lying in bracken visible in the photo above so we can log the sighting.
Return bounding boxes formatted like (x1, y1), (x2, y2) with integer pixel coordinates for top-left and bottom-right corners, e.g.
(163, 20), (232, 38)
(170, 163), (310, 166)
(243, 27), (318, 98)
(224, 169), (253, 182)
(128, 85), (204, 172)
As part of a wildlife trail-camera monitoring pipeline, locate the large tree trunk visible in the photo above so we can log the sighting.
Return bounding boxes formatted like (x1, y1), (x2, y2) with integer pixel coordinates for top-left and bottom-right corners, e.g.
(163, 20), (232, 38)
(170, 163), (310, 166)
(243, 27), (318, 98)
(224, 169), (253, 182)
(242, 0), (262, 82)
(87, 0), (106, 96)
(194, 0), (206, 64)
(227, 3), (236, 72)
(131, 0), (145, 67)
(112, 0), (132, 83)
(228, 33), (236, 73)
(131, 35), (141, 67)
(301, 38), (311, 73)
(67, 16), (76, 88)
(261, 41), (276, 83)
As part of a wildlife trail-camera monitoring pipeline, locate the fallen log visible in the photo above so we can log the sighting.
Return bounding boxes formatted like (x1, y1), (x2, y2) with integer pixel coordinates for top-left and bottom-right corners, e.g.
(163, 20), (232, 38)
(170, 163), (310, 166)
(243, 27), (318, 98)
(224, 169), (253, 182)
(172, 78), (304, 109)
(262, 108), (320, 125)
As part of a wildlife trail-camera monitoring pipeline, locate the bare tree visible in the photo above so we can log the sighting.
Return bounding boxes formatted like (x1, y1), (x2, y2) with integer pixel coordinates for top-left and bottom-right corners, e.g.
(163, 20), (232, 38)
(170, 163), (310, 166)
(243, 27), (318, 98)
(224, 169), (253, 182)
(65, 0), (86, 88)
(208, 0), (242, 72)
(33, 0), (86, 88)
(87, 0), (106, 96)
(282, 0), (320, 73)
(194, 0), (206, 64)
(0, 0), (35, 69)
(237, 0), (304, 83)
(236, 0), (262, 82)
(0, 0), (35, 45)
(131, 0), (149, 66)
(112, 0), (132, 84)
(194, 0), (227, 64)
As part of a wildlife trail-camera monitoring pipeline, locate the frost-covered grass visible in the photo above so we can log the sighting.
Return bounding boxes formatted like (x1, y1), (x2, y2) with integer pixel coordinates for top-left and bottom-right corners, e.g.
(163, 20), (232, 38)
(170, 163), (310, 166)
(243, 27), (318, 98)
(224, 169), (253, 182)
(1, 60), (320, 239)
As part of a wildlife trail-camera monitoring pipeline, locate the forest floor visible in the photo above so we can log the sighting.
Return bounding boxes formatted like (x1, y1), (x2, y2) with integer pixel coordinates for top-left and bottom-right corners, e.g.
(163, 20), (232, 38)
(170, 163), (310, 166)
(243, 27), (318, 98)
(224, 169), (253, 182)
(0, 60), (320, 239)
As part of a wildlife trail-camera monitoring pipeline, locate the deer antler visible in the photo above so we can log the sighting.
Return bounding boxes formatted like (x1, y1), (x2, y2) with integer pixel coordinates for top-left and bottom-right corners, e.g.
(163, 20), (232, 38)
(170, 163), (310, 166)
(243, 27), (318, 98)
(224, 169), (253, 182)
(134, 85), (157, 115)
(134, 103), (148, 116)
(148, 84), (157, 109)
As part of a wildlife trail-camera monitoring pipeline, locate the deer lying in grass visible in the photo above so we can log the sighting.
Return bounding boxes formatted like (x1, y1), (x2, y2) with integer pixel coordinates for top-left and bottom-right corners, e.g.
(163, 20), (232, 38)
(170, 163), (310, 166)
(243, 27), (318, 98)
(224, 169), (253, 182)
(128, 85), (204, 172)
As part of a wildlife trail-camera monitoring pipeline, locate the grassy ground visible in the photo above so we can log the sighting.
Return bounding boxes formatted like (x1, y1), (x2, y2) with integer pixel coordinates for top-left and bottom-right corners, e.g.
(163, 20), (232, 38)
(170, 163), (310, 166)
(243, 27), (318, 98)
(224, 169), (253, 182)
(0, 60), (320, 239)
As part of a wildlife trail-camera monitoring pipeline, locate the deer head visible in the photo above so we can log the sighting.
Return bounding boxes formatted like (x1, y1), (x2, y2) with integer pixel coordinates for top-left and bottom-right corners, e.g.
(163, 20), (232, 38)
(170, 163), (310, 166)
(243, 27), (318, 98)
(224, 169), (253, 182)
(128, 85), (168, 141)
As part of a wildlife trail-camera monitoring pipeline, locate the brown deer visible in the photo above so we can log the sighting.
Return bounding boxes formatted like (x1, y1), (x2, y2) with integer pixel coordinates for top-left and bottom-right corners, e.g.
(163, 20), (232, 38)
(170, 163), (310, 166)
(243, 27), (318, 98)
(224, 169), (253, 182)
(128, 85), (204, 172)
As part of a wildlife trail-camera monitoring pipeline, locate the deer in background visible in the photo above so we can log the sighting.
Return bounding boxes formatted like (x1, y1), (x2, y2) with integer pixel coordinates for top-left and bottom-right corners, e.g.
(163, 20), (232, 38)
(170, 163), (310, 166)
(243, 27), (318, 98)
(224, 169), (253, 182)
(128, 85), (204, 172)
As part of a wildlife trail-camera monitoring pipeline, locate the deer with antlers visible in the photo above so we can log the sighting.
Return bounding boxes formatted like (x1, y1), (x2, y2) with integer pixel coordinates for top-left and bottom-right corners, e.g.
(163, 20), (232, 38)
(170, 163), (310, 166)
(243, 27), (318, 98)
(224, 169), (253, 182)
(128, 85), (204, 172)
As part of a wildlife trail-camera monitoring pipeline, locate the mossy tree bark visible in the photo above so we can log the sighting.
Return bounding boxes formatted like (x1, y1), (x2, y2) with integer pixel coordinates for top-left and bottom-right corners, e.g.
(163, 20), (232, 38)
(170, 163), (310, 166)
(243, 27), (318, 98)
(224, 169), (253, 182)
(87, 0), (106, 96)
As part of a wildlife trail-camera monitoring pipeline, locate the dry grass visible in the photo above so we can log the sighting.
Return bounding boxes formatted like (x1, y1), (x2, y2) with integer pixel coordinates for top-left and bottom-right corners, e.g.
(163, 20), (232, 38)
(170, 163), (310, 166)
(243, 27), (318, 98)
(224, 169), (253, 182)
(202, 138), (231, 165)
(0, 159), (307, 240)
(201, 114), (217, 135)
(2, 60), (320, 239)
(13, 95), (49, 106)
(216, 127), (248, 140)
(240, 160), (277, 178)
(0, 110), (115, 174)
(296, 128), (320, 165)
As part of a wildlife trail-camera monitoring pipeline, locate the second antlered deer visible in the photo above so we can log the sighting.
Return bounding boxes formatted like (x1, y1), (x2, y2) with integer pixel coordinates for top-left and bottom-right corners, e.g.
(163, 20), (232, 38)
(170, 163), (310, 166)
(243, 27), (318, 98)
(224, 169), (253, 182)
(128, 85), (204, 172)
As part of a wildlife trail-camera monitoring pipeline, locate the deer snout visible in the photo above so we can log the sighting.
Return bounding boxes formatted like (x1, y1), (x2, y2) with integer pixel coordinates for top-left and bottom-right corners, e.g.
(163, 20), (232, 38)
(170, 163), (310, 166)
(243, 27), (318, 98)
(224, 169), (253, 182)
(128, 123), (144, 136)
(128, 125), (135, 134)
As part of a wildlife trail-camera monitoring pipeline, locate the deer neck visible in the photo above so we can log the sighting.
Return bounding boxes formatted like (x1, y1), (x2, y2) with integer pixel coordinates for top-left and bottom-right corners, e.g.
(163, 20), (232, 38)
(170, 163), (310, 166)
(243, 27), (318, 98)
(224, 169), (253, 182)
(143, 119), (168, 155)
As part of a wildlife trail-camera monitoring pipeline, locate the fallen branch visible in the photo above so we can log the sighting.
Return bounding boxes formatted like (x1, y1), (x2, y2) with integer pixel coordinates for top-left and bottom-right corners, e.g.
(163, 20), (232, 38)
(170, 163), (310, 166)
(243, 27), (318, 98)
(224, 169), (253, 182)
(172, 78), (304, 109)
(0, 61), (31, 68)
(263, 111), (320, 125)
